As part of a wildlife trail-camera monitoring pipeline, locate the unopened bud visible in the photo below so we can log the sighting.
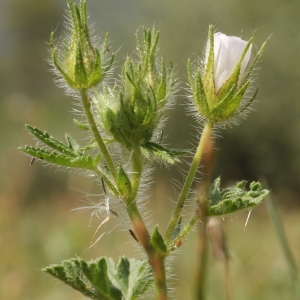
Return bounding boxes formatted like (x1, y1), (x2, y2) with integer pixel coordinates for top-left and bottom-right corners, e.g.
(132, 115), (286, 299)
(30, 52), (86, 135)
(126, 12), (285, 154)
(51, 0), (113, 90)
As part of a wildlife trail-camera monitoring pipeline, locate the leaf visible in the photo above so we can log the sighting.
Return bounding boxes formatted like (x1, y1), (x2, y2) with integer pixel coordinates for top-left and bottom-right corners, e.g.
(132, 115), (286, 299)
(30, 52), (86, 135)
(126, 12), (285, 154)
(19, 146), (100, 169)
(207, 178), (269, 216)
(25, 125), (76, 157)
(108, 257), (152, 300)
(73, 118), (90, 131)
(142, 142), (187, 164)
(43, 258), (121, 300)
(43, 257), (151, 300)
(117, 166), (132, 199)
(66, 134), (83, 155)
(151, 226), (167, 256)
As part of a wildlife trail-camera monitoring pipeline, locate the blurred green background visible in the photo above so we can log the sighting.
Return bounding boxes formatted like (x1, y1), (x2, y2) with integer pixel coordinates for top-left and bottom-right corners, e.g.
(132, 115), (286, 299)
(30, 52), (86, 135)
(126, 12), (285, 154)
(1, 0), (300, 299)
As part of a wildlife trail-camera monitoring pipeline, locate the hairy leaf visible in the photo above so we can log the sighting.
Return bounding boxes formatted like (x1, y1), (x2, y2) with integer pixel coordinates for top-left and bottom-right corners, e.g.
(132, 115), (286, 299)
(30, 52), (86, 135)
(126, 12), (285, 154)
(151, 226), (167, 256)
(20, 146), (100, 169)
(25, 125), (76, 157)
(44, 257), (152, 300)
(108, 257), (152, 300)
(43, 258), (121, 300)
(142, 142), (187, 164)
(207, 178), (269, 216)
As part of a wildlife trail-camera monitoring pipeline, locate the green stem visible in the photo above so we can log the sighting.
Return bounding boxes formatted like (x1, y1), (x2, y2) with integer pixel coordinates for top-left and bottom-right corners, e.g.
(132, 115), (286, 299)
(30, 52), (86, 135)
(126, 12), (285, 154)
(168, 211), (198, 253)
(126, 148), (168, 300)
(165, 121), (213, 243)
(80, 89), (117, 180)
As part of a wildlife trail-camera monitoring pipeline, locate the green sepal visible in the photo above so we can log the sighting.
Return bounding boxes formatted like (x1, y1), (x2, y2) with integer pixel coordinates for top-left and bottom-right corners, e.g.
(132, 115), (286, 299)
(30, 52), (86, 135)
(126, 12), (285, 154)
(207, 178), (269, 216)
(117, 166), (132, 199)
(244, 40), (267, 82)
(87, 48), (103, 87)
(20, 146), (100, 169)
(209, 81), (250, 121)
(52, 46), (76, 88)
(107, 257), (152, 300)
(187, 60), (209, 117)
(202, 25), (216, 105)
(151, 226), (167, 256)
(25, 125), (77, 157)
(141, 142), (187, 164)
(239, 87), (258, 113)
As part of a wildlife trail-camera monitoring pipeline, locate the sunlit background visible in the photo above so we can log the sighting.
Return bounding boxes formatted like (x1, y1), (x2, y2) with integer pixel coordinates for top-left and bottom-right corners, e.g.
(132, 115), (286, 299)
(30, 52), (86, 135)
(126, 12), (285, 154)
(1, 0), (300, 299)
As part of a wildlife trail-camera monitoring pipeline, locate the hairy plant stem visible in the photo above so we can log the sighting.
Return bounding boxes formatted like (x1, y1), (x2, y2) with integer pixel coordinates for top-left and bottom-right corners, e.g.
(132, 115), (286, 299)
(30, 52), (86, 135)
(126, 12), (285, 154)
(80, 89), (117, 181)
(126, 148), (168, 300)
(165, 121), (213, 244)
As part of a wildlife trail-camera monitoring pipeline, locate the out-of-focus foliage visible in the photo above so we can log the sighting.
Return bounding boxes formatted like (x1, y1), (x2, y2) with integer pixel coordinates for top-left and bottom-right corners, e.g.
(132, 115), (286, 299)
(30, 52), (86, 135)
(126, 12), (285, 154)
(1, 0), (300, 299)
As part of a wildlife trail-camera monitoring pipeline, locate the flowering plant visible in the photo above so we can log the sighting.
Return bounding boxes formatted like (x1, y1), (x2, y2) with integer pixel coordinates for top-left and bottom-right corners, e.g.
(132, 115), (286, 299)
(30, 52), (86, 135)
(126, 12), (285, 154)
(19, 1), (269, 299)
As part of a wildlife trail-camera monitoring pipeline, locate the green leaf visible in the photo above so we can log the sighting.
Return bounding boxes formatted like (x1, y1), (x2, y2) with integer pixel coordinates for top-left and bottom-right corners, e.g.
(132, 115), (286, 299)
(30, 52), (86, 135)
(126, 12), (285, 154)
(151, 226), (167, 256)
(117, 166), (132, 199)
(107, 257), (153, 300)
(19, 146), (100, 169)
(43, 258), (122, 300)
(207, 178), (269, 216)
(25, 125), (76, 157)
(66, 134), (82, 155)
(73, 118), (90, 131)
(142, 142), (187, 164)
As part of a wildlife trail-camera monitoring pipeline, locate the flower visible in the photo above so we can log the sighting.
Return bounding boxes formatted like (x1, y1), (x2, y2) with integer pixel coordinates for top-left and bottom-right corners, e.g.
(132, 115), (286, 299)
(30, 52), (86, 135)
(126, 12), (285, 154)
(205, 32), (252, 91)
(188, 25), (266, 122)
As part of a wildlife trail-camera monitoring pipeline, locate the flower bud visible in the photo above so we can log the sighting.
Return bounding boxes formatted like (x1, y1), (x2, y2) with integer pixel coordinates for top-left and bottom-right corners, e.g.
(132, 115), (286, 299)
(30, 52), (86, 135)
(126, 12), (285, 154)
(95, 28), (174, 149)
(51, 0), (113, 90)
(188, 25), (266, 122)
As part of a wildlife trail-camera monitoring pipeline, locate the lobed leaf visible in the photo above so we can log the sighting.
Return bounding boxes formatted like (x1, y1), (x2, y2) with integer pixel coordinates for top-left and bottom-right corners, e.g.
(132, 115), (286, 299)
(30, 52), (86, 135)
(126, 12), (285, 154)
(20, 146), (100, 169)
(43, 257), (151, 300)
(108, 257), (152, 300)
(25, 125), (77, 157)
(207, 178), (269, 216)
(142, 142), (187, 164)
(43, 258), (121, 300)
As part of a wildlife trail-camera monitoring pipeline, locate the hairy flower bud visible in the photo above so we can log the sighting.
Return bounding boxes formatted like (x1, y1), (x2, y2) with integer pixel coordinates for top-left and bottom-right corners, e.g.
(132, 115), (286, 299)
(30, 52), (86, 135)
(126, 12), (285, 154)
(96, 28), (174, 149)
(188, 25), (266, 122)
(51, 0), (113, 90)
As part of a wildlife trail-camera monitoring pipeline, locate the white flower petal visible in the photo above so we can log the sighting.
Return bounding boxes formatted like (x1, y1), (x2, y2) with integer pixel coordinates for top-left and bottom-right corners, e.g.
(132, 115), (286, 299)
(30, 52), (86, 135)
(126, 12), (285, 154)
(205, 32), (252, 91)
